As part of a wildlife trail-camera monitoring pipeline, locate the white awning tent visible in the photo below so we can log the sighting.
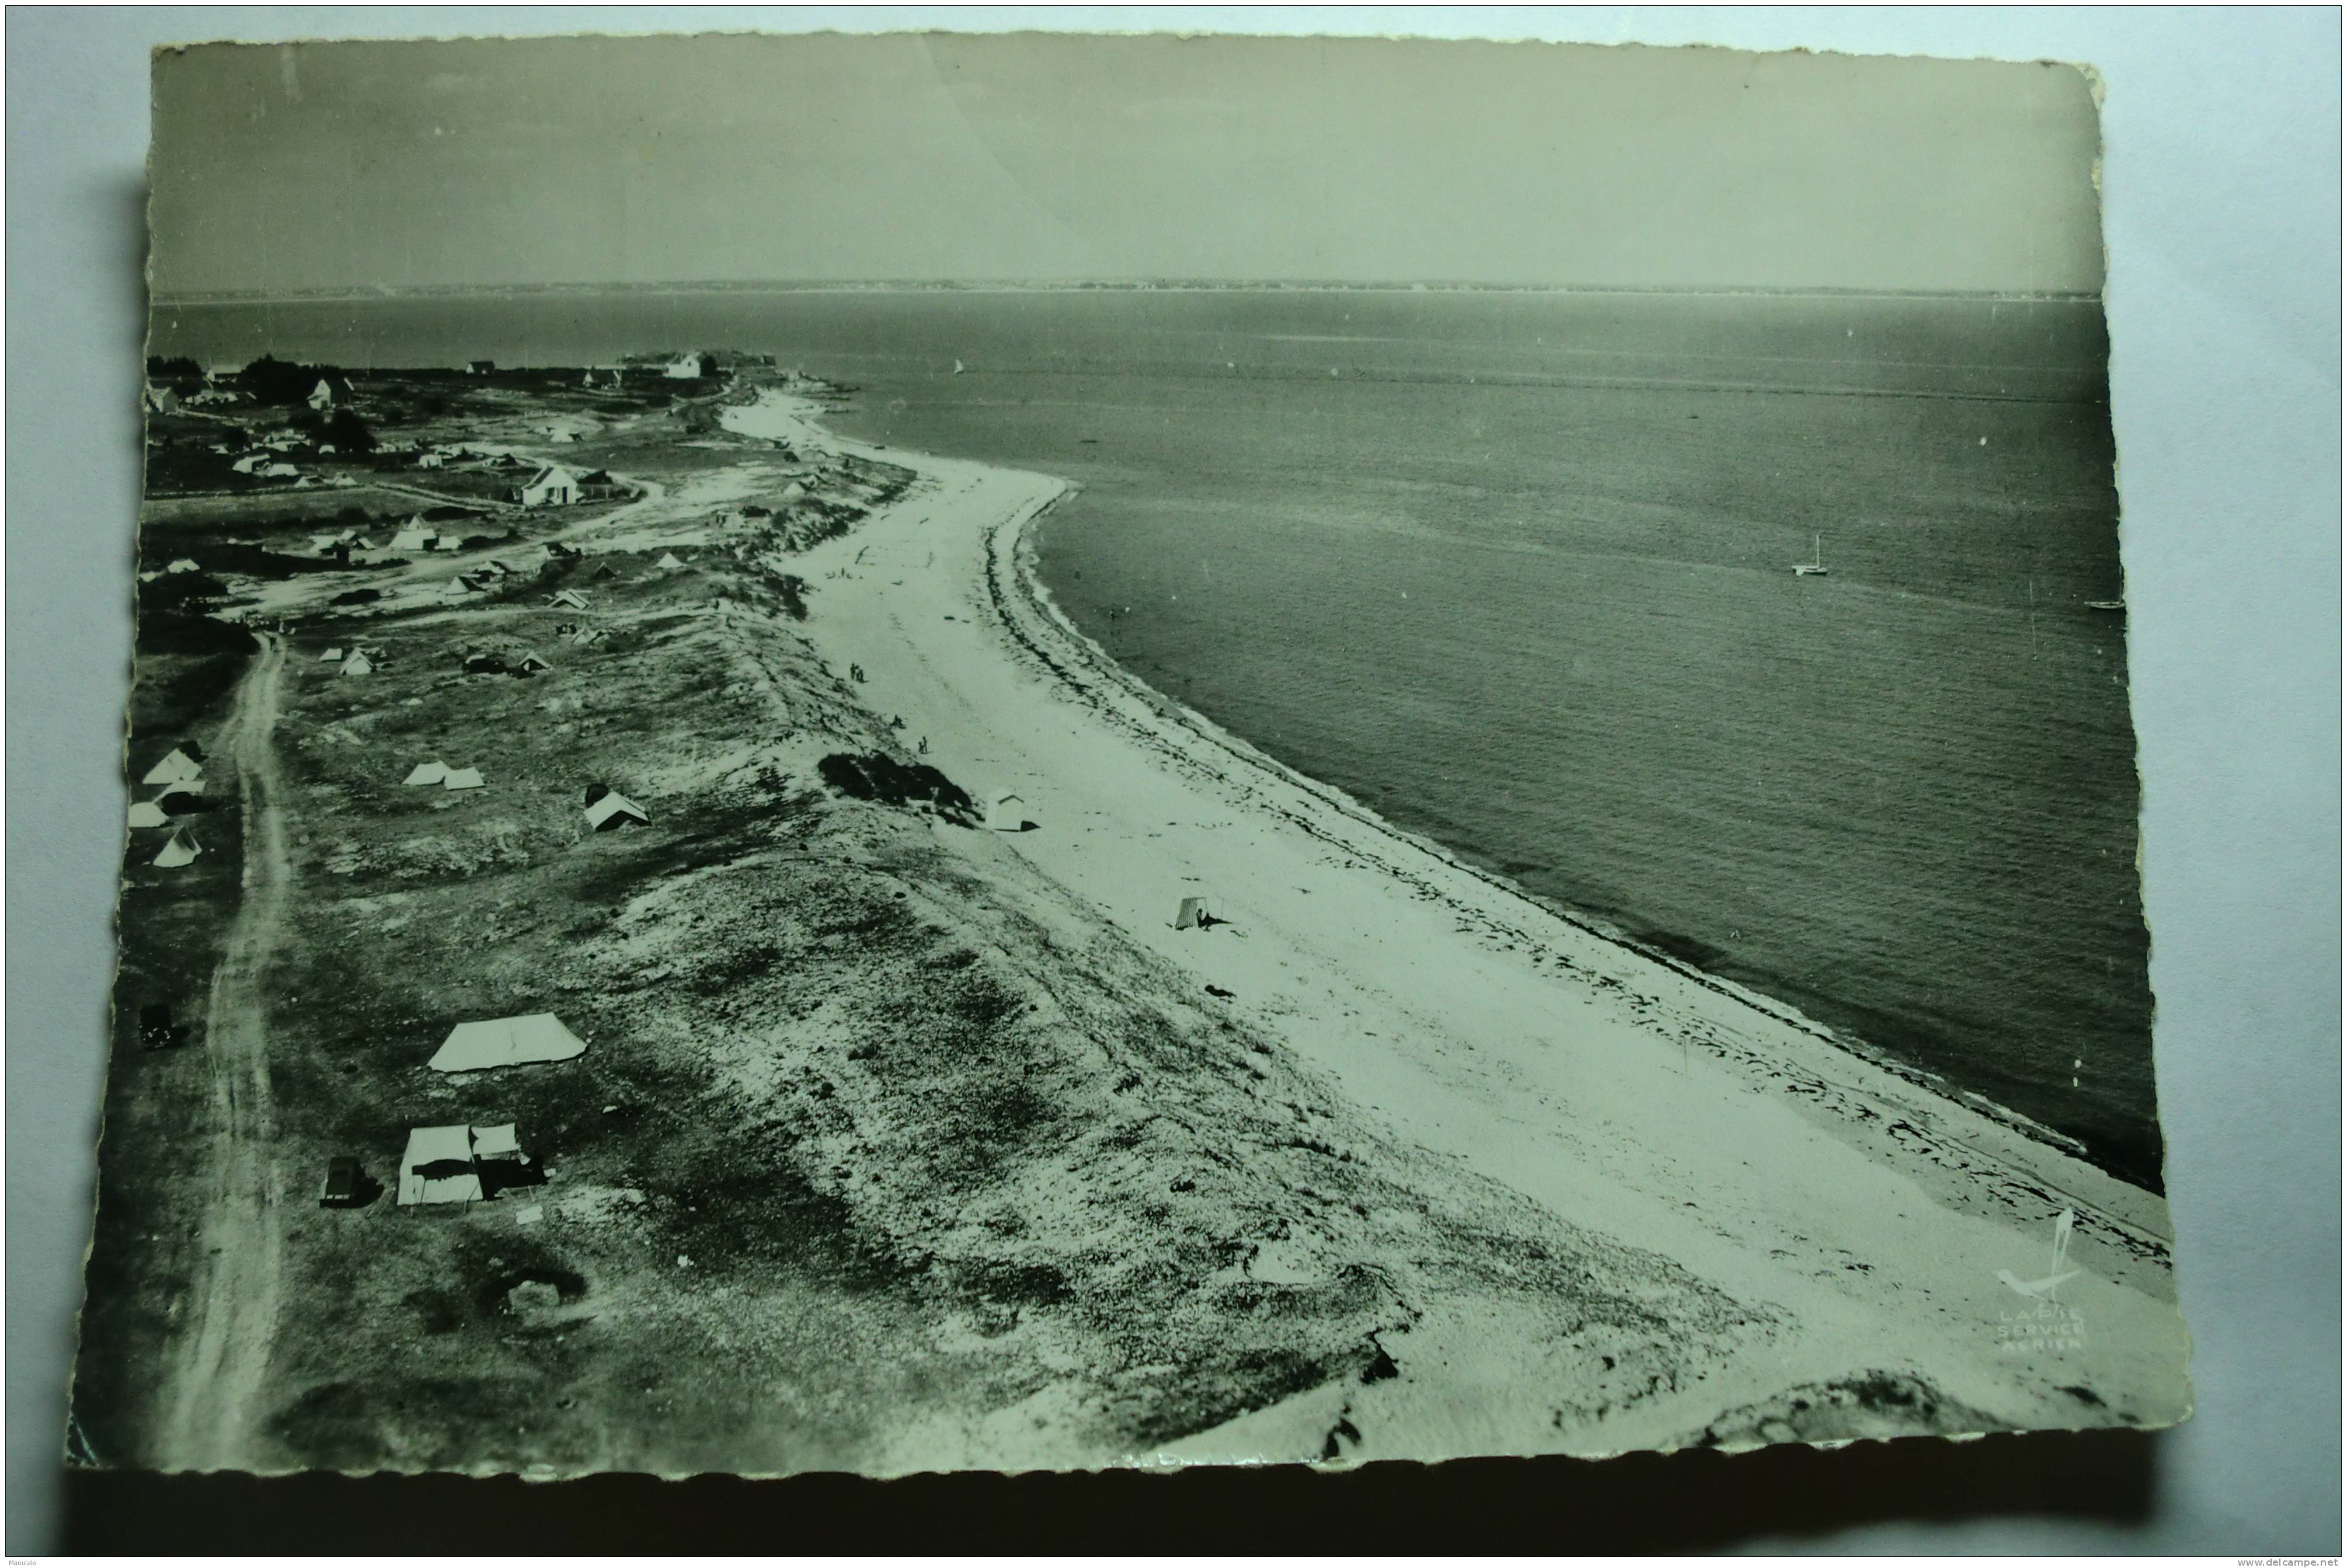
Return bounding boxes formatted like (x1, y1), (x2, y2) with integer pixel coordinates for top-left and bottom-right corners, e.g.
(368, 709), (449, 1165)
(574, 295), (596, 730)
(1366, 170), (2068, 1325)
(403, 762), (448, 786)
(127, 800), (169, 830)
(442, 768), (486, 791)
(140, 749), (203, 788)
(584, 792), (650, 832)
(986, 792), (1026, 831)
(470, 1122), (524, 1162)
(428, 1013), (587, 1074)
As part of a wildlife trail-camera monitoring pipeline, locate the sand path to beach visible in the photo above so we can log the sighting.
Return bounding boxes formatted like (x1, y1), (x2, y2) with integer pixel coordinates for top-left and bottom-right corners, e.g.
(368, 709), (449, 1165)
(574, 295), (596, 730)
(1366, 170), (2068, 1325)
(715, 392), (2189, 1462)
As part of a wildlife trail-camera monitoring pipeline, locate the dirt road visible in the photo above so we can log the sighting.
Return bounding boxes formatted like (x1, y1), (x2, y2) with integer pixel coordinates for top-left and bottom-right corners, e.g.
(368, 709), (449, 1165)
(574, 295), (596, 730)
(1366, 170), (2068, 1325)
(156, 629), (293, 1472)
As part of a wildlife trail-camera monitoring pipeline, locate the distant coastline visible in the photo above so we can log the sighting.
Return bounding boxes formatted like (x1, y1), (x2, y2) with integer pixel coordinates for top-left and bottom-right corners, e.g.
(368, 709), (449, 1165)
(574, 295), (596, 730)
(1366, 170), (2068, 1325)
(149, 279), (2109, 308)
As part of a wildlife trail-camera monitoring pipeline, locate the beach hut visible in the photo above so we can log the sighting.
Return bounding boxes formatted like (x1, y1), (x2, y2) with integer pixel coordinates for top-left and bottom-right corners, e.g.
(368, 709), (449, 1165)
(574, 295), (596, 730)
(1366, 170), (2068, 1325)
(1174, 895), (1210, 931)
(986, 791), (1028, 832)
(127, 800), (169, 830)
(140, 748), (204, 788)
(442, 768), (486, 791)
(396, 1125), (485, 1205)
(584, 790), (650, 832)
(154, 831), (201, 869)
(403, 762), (449, 787)
(340, 653), (374, 677)
(428, 1013), (587, 1074)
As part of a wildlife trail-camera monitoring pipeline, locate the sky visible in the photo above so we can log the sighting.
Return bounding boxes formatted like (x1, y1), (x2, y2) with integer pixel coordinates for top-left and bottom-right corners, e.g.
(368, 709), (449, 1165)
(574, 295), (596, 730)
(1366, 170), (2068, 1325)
(148, 30), (2106, 295)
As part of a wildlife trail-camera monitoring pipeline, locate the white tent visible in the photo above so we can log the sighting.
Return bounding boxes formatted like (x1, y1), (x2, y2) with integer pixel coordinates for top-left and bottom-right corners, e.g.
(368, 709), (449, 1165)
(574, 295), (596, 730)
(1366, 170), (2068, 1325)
(403, 762), (449, 787)
(340, 653), (374, 677)
(140, 748), (203, 787)
(428, 1013), (587, 1074)
(154, 832), (201, 869)
(584, 791), (650, 832)
(654, 553), (685, 570)
(397, 1124), (485, 1205)
(389, 526), (437, 550)
(442, 768), (485, 791)
(1174, 895), (1209, 931)
(550, 589), (590, 611)
(127, 800), (169, 830)
(470, 1123), (524, 1162)
(319, 647), (343, 663)
(986, 792), (1026, 832)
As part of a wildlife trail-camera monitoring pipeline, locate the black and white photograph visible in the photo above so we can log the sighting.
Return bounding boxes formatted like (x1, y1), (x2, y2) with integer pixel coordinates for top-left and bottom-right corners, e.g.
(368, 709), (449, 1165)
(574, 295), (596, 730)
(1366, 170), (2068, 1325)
(83, 27), (2199, 1482)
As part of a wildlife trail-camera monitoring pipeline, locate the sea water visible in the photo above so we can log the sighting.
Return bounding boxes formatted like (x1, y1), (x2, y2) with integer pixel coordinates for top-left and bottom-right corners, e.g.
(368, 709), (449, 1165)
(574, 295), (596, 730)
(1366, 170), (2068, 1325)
(149, 288), (2158, 1185)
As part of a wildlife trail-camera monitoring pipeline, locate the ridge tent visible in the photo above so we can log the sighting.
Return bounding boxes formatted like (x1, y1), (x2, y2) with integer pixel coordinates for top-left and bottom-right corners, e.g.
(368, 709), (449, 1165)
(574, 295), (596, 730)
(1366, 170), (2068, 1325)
(442, 768), (485, 791)
(428, 1013), (587, 1074)
(340, 653), (374, 677)
(584, 792), (650, 832)
(1174, 895), (1210, 931)
(403, 762), (449, 787)
(154, 832), (201, 869)
(517, 652), (552, 674)
(319, 647), (343, 663)
(654, 553), (685, 570)
(126, 800), (169, 830)
(550, 590), (590, 611)
(140, 748), (203, 787)
(389, 526), (437, 550)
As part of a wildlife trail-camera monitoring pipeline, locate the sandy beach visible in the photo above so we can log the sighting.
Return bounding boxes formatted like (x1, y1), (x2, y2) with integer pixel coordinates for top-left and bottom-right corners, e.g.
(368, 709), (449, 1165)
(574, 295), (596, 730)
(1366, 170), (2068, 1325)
(718, 388), (2189, 1462)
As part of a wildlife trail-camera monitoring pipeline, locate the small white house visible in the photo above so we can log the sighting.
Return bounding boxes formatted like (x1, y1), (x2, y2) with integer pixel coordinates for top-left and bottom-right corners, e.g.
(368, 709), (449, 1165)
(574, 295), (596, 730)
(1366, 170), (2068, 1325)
(518, 464), (580, 508)
(662, 352), (708, 380)
(307, 379), (337, 410)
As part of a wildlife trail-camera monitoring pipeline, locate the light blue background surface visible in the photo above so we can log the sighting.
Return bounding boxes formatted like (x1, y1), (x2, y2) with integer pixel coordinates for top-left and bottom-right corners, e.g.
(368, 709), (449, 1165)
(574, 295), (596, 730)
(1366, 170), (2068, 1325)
(8, 6), (2338, 1553)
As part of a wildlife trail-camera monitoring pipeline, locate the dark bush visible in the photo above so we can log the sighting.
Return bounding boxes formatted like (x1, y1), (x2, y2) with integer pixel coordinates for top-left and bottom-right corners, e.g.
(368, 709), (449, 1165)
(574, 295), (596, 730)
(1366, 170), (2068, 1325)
(816, 752), (973, 816)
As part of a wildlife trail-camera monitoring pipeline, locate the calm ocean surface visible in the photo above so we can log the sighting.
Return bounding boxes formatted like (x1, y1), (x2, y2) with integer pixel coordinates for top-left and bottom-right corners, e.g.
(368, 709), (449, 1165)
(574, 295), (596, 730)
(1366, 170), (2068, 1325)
(150, 288), (2159, 1184)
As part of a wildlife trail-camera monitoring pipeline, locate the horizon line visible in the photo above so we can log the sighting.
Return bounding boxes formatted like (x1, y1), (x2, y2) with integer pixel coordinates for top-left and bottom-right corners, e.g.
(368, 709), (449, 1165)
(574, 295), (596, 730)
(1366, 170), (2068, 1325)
(150, 279), (2106, 307)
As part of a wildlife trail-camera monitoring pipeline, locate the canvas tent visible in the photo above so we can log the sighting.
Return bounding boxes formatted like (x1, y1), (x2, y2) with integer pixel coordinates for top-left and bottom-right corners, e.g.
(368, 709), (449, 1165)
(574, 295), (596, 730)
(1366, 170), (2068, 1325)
(403, 762), (448, 787)
(986, 792), (1028, 832)
(319, 647), (343, 663)
(389, 525), (437, 550)
(584, 791), (650, 832)
(340, 653), (374, 677)
(1174, 895), (1210, 931)
(396, 1124), (485, 1205)
(127, 800), (169, 830)
(154, 832), (201, 869)
(428, 1013), (587, 1074)
(550, 589), (590, 611)
(141, 748), (203, 788)
(517, 652), (552, 674)
(442, 768), (485, 791)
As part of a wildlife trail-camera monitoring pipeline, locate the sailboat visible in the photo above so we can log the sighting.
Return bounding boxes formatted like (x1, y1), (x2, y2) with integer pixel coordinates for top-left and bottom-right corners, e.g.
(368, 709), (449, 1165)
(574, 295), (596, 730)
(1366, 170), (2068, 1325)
(1792, 533), (1829, 577)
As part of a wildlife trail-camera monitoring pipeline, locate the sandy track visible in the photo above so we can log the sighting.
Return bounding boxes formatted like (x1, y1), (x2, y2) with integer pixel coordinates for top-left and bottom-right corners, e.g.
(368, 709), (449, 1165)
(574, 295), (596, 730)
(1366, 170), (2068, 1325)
(156, 630), (294, 1472)
(719, 391), (2189, 1457)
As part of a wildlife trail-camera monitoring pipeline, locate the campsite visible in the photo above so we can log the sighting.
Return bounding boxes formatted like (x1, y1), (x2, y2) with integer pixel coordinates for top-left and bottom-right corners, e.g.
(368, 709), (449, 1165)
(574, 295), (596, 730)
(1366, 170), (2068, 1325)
(96, 354), (1792, 1476)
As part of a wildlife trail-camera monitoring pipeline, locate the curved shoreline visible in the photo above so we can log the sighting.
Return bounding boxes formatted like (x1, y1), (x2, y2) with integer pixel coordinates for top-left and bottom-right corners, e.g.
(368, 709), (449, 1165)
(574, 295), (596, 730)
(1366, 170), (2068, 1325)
(719, 382), (2185, 1445)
